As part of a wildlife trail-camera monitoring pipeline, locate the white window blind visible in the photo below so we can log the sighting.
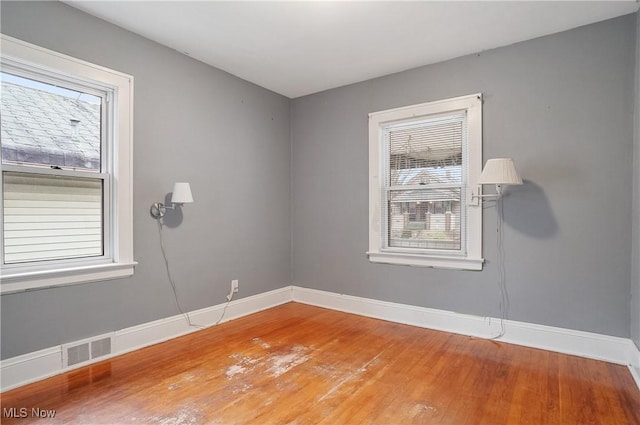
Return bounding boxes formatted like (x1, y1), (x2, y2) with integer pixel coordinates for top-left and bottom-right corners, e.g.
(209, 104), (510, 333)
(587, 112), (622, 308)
(3, 172), (103, 263)
(383, 112), (467, 253)
(368, 94), (483, 270)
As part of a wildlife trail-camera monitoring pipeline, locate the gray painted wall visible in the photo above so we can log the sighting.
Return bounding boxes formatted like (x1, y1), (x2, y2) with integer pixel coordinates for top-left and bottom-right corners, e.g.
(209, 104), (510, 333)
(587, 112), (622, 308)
(1, 2), (291, 359)
(1, 3), (637, 360)
(632, 10), (640, 349)
(291, 15), (636, 338)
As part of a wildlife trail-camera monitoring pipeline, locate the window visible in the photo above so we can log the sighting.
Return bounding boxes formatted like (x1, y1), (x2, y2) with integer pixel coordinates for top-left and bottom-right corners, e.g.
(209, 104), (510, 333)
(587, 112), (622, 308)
(0, 35), (135, 293)
(368, 94), (483, 270)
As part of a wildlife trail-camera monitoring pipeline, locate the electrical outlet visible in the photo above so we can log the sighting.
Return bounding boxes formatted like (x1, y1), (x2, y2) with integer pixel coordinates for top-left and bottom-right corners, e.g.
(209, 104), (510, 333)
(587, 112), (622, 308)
(231, 279), (239, 293)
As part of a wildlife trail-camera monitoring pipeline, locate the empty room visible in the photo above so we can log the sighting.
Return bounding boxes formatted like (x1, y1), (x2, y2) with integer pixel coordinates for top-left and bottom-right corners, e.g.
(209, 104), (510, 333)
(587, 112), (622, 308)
(1, 1), (640, 424)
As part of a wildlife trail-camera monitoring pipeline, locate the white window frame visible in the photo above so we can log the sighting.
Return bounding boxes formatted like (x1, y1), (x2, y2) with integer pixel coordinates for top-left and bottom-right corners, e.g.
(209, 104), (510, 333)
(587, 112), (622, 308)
(0, 34), (135, 293)
(368, 94), (483, 270)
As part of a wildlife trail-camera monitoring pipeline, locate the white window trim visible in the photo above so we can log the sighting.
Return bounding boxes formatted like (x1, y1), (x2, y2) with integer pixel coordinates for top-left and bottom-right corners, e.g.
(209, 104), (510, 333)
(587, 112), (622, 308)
(0, 34), (136, 293)
(367, 94), (483, 271)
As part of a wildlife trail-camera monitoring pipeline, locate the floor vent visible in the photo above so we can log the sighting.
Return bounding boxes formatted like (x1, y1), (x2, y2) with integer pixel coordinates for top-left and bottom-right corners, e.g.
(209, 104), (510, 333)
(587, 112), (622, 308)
(62, 333), (114, 368)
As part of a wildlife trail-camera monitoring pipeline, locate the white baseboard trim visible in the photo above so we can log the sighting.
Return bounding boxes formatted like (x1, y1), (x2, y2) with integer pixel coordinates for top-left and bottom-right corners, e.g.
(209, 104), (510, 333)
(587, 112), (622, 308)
(3, 285), (638, 393)
(114, 286), (291, 356)
(291, 286), (637, 370)
(629, 341), (640, 390)
(0, 286), (291, 392)
(0, 347), (62, 392)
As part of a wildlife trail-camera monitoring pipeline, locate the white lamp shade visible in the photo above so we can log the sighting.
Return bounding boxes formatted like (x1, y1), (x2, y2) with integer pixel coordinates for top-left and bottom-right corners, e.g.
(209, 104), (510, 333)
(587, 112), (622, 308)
(171, 182), (194, 204)
(478, 158), (523, 185)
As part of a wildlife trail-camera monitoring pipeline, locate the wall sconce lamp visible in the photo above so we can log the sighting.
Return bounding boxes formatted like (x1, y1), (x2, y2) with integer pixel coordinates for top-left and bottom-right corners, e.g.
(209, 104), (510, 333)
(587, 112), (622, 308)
(150, 182), (194, 219)
(472, 158), (523, 202)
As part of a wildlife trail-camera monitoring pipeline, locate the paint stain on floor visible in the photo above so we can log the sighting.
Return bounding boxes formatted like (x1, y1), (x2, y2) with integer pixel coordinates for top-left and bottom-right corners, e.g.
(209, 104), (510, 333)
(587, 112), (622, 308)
(267, 345), (310, 377)
(251, 337), (271, 349)
(138, 405), (202, 425)
(225, 364), (246, 379)
(224, 343), (312, 380)
(318, 350), (384, 402)
(221, 336), (387, 412)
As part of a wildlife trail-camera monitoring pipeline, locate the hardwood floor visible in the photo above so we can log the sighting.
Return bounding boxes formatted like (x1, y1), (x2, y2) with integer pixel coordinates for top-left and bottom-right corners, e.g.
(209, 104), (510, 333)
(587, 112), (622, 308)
(1, 302), (639, 424)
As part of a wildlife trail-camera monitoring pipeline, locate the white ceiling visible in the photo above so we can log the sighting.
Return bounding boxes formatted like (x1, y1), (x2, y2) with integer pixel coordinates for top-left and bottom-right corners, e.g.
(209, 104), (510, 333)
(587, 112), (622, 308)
(65, 1), (639, 99)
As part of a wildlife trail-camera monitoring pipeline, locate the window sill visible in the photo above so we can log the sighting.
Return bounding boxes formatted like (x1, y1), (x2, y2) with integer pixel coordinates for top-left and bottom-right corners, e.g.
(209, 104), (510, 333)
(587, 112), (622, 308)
(0, 261), (137, 294)
(367, 251), (484, 271)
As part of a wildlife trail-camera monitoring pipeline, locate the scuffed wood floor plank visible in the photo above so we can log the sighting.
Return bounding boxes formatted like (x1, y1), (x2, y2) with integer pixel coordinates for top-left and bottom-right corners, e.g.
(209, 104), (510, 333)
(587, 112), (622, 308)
(1, 302), (639, 424)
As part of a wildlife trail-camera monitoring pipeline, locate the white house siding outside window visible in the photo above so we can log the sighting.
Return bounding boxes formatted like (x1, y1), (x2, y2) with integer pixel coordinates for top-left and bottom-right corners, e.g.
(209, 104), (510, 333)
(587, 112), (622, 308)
(0, 35), (135, 293)
(368, 94), (483, 270)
